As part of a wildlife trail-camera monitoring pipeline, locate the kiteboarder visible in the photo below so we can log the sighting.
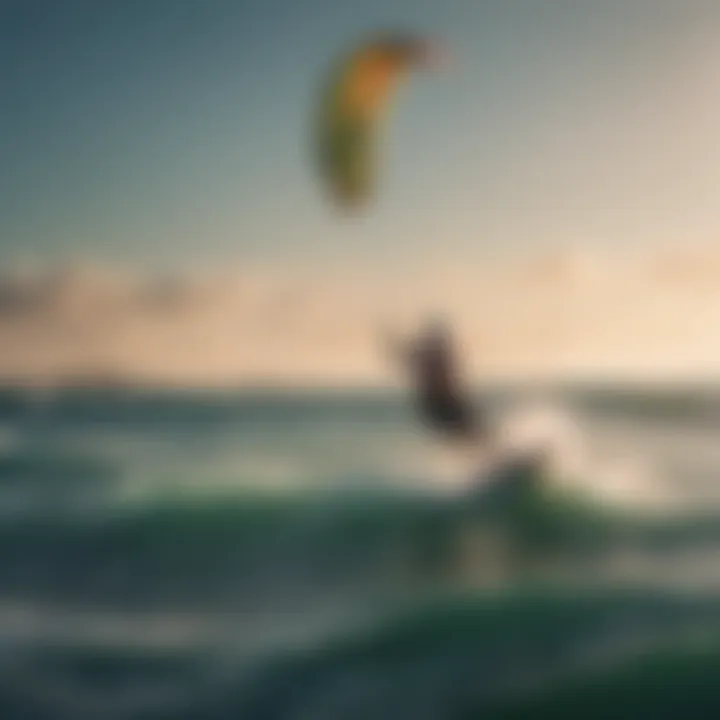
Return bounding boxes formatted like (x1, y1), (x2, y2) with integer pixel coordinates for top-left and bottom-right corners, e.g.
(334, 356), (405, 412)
(383, 317), (488, 448)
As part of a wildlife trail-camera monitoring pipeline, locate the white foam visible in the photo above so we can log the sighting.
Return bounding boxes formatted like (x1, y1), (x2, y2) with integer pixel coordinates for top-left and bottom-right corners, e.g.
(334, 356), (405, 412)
(490, 396), (676, 512)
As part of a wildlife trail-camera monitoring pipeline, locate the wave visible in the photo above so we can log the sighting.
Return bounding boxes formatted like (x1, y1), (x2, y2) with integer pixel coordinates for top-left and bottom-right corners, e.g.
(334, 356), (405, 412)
(2, 467), (720, 613)
(6, 588), (718, 719)
(234, 588), (720, 720)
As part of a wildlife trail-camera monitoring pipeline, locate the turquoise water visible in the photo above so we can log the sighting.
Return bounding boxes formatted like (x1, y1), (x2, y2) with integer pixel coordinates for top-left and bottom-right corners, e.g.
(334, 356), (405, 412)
(2, 385), (720, 718)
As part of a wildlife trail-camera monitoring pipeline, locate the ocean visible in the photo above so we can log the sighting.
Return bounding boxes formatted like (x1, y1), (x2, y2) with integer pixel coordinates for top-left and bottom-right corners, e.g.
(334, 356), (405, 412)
(2, 383), (720, 718)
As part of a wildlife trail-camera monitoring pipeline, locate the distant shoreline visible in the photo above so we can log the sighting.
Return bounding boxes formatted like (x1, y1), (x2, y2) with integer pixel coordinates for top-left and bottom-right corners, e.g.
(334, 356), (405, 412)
(0, 375), (719, 397)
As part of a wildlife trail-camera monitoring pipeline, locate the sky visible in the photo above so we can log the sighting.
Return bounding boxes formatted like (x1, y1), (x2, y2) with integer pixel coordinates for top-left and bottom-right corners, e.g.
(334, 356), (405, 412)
(3, 0), (720, 270)
(6, 246), (720, 386)
(3, 0), (720, 383)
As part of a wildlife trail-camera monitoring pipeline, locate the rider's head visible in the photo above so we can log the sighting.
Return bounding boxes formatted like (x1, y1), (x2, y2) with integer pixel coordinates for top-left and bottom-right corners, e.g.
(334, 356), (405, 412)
(423, 314), (451, 347)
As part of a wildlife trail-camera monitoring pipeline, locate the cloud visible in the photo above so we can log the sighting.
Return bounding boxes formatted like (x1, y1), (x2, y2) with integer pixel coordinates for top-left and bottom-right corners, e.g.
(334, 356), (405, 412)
(4, 246), (720, 386)
(0, 263), (384, 386)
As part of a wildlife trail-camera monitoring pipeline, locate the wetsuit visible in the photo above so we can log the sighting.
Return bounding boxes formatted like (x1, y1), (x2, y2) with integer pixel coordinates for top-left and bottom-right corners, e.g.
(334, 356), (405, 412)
(401, 331), (482, 442)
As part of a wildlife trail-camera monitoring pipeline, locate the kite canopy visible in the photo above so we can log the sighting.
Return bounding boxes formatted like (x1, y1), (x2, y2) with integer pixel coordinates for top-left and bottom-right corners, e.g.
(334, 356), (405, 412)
(314, 32), (442, 210)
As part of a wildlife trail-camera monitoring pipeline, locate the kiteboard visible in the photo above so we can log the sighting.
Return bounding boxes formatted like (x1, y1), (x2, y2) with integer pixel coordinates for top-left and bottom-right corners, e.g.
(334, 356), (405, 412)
(464, 446), (549, 512)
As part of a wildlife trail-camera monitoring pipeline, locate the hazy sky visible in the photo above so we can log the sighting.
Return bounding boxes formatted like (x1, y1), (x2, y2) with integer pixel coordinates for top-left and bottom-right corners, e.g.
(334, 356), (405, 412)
(3, 0), (720, 272)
